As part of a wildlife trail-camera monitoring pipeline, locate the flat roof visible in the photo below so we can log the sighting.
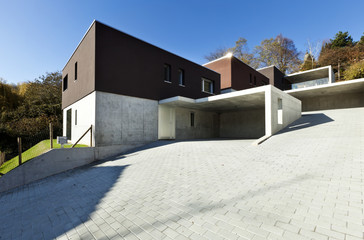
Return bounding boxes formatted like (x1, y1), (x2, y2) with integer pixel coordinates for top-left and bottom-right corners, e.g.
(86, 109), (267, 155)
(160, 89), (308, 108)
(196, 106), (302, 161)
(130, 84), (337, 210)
(285, 78), (364, 98)
(285, 66), (331, 83)
(159, 86), (268, 112)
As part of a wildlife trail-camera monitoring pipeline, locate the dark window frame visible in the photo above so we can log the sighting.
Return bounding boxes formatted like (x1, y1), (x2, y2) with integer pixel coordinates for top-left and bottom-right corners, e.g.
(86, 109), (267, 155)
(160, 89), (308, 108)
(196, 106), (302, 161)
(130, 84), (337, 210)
(75, 62), (78, 80)
(75, 109), (77, 125)
(178, 68), (185, 86)
(249, 73), (252, 85)
(63, 74), (68, 91)
(164, 64), (171, 82)
(254, 76), (257, 86)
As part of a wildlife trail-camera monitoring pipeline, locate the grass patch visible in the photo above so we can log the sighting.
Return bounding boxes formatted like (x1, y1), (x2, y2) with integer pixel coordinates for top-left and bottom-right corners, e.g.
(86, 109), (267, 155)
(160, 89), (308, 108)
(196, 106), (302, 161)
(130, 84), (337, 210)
(0, 139), (88, 176)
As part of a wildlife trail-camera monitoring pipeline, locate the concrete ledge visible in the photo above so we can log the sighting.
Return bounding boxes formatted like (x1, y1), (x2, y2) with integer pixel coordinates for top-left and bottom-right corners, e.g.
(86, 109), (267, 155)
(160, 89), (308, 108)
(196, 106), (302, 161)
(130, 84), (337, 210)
(0, 143), (150, 193)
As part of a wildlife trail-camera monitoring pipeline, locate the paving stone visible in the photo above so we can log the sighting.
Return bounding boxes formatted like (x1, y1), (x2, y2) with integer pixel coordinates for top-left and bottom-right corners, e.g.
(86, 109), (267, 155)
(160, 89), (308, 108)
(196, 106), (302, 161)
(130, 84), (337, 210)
(0, 108), (363, 240)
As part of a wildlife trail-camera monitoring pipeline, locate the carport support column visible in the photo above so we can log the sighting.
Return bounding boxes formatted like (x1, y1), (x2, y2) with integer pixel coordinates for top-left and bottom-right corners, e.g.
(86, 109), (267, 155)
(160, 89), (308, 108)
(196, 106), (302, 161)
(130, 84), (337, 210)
(265, 87), (272, 137)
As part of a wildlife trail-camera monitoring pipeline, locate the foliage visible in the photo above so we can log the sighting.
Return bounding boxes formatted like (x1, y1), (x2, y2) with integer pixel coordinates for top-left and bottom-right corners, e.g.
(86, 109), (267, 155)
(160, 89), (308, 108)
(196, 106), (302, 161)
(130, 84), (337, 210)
(0, 139), (88, 176)
(254, 34), (302, 74)
(319, 31), (364, 81)
(300, 53), (319, 71)
(344, 60), (364, 80)
(330, 31), (354, 48)
(204, 47), (230, 61)
(0, 71), (62, 160)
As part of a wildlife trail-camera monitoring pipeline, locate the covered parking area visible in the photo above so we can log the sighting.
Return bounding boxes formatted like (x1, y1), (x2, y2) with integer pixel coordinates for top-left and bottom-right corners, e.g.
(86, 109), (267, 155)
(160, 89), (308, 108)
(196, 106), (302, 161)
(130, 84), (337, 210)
(286, 78), (364, 111)
(158, 85), (301, 140)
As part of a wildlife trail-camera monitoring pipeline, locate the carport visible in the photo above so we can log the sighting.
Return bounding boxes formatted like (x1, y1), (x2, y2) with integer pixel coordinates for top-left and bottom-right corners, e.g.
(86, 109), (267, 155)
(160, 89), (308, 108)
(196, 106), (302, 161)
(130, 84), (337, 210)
(286, 78), (364, 111)
(158, 85), (301, 140)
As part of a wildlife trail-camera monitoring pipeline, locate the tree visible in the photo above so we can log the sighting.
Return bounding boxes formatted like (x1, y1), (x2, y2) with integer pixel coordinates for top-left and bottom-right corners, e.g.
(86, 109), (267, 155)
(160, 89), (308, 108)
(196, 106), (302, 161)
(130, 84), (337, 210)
(0, 71), (63, 160)
(344, 60), (364, 80)
(330, 31), (354, 48)
(204, 47), (230, 61)
(204, 37), (256, 67)
(254, 34), (302, 74)
(300, 52), (318, 71)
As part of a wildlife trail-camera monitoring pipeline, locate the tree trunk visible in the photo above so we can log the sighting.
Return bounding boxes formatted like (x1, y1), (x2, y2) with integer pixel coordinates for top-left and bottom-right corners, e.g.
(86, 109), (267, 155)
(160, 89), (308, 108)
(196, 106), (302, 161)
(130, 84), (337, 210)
(338, 60), (341, 81)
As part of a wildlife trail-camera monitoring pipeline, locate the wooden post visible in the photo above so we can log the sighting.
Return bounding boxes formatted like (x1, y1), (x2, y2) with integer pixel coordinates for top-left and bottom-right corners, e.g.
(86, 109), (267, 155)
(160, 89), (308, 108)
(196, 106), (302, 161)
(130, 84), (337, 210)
(49, 122), (53, 149)
(17, 137), (22, 166)
(90, 125), (92, 147)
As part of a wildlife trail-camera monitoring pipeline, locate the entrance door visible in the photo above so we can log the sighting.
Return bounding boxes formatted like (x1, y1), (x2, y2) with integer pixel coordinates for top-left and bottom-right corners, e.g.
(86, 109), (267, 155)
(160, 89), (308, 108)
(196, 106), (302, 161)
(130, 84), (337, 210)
(66, 109), (72, 140)
(158, 105), (175, 139)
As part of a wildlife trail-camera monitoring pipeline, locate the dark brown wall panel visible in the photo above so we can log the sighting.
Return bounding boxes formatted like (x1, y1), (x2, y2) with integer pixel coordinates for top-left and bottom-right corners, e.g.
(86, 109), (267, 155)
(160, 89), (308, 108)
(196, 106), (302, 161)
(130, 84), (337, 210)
(94, 22), (220, 100)
(231, 57), (269, 90)
(204, 58), (232, 89)
(62, 23), (96, 109)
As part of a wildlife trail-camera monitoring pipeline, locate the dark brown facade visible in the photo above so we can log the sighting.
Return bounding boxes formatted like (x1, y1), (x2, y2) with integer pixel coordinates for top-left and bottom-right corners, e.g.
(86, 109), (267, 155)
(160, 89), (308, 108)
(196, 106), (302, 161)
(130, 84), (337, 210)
(62, 21), (220, 109)
(257, 65), (290, 90)
(204, 56), (269, 91)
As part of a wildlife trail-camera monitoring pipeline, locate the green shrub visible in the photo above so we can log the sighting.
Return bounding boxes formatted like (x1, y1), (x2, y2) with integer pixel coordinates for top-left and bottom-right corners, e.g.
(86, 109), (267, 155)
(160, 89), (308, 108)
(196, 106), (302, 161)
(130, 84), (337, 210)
(344, 61), (364, 80)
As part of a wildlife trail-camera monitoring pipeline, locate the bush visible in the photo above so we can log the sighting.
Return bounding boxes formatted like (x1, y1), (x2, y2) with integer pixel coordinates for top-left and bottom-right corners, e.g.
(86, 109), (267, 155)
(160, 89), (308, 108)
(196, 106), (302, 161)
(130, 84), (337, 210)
(344, 61), (364, 80)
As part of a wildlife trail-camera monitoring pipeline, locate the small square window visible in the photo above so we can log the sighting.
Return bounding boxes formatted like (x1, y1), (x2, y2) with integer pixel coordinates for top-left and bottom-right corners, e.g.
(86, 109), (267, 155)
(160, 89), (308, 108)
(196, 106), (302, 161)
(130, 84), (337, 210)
(164, 64), (171, 82)
(75, 62), (78, 80)
(178, 69), (185, 86)
(63, 74), (68, 91)
(202, 78), (214, 94)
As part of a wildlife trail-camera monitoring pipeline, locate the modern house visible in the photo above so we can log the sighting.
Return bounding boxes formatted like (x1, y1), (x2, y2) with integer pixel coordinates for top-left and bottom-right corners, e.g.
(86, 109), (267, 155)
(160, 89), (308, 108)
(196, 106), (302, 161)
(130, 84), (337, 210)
(62, 20), (364, 155)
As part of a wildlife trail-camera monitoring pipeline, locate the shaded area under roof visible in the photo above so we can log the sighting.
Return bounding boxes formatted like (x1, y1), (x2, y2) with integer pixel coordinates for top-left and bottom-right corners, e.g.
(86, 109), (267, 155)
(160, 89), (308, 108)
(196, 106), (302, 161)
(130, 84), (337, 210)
(285, 78), (364, 98)
(285, 66), (331, 83)
(159, 86), (267, 112)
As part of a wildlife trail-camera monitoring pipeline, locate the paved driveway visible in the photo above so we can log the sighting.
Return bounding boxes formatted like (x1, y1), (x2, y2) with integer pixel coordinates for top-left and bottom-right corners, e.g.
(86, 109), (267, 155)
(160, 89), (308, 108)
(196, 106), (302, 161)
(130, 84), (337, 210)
(0, 107), (363, 240)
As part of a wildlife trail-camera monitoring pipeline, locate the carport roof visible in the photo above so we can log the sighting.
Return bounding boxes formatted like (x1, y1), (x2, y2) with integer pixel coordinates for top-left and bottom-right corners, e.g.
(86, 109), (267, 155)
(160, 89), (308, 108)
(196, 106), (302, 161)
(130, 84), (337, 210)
(285, 66), (331, 83)
(285, 78), (364, 98)
(159, 86), (267, 112)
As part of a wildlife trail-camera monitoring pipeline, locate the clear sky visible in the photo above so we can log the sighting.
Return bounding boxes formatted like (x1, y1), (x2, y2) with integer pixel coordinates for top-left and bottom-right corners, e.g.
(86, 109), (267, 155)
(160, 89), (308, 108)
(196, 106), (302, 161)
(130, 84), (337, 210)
(1, 0), (363, 84)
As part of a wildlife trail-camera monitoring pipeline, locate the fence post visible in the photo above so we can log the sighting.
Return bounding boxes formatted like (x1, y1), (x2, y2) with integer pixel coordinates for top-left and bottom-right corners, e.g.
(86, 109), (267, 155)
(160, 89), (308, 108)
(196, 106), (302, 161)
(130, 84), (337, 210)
(49, 122), (53, 149)
(17, 137), (22, 166)
(90, 125), (92, 147)
(0, 151), (5, 167)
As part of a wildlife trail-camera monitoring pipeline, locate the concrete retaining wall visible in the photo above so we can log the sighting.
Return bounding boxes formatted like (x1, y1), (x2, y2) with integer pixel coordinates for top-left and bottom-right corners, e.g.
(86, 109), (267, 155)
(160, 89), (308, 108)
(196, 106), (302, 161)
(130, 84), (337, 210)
(175, 107), (219, 139)
(0, 143), (144, 194)
(220, 109), (265, 138)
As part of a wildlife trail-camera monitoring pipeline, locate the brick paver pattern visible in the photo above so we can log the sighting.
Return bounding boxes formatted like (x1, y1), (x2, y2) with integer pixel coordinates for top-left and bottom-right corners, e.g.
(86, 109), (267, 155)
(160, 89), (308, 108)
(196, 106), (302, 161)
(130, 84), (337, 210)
(1, 107), (364, 240)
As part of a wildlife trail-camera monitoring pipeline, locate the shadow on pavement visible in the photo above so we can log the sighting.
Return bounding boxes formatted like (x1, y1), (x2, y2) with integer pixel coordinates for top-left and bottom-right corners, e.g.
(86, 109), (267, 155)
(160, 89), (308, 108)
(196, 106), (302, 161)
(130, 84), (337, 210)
(276, 113), (334, 135)
(0, 165), (129, 240)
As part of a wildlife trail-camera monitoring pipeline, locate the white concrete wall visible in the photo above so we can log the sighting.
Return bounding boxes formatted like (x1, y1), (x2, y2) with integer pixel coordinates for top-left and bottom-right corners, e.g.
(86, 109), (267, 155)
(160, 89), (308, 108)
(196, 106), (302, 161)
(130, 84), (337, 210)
(63, 92), (96, 146)
(266, 86), (301, 136)
(220, 109), (265, 139)
(95, 91), (158, 147)
(158, 105), (176, 139)
(175, 108), (219, 139)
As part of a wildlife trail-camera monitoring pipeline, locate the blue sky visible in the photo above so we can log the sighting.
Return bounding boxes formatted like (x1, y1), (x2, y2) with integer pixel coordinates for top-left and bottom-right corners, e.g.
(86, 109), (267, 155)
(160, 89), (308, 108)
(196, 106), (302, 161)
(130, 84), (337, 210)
(1, 0), (363, 84)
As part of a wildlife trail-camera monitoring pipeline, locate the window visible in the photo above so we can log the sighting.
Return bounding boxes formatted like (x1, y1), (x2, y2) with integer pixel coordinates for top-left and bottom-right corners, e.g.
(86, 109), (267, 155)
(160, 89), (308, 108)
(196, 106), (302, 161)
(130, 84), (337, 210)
(75, 62), (78, 80)
(202, 78), (214, 94)
(249, 73), (252, 84)
(178, 69), (185, 86)
(278, 98), (283, 125)
(254, 76), (257, 86)
(63, 74), (68, 91)
(164, 64), (171, 82)
(75, 110), (77, 125)
(190, 112), (195, 127)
